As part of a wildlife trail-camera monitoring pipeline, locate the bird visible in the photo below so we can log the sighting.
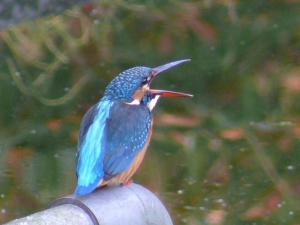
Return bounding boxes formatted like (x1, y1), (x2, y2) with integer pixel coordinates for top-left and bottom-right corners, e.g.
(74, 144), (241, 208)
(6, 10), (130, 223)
(75, 59), (192, 195)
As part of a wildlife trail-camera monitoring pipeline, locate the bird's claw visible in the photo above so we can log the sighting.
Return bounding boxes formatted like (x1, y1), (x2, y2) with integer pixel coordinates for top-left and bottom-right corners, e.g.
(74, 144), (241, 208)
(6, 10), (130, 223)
(121, 179), (134, 186)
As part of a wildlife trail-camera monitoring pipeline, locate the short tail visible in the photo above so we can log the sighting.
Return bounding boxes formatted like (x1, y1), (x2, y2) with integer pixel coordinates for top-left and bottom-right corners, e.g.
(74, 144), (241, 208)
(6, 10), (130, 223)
(75, 182), (99, 195)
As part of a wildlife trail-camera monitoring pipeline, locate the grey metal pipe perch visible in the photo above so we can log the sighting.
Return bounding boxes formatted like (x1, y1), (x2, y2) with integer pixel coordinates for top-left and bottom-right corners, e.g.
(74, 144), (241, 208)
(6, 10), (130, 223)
(4, 184), (173, 225)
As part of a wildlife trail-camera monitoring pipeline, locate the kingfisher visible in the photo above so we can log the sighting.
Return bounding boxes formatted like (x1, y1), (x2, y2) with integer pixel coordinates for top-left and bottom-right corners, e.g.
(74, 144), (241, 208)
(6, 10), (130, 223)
(75, 59), (192, 195)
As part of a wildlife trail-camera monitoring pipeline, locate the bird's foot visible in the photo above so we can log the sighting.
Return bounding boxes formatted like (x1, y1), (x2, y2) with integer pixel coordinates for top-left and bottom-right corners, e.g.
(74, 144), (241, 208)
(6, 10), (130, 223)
(121, 179), (134, 186)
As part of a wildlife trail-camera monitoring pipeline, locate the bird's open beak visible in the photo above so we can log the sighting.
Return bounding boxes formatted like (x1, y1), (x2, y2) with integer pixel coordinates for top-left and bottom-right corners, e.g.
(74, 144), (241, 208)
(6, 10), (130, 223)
(149, 89), (193, 98)
(152, 59), (191, 77)
(150, 59), (193, 98)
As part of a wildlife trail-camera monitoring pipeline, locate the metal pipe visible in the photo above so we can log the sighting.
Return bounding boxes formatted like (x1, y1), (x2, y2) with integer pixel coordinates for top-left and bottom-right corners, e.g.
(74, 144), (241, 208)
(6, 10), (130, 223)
(5, 184), (173, 225)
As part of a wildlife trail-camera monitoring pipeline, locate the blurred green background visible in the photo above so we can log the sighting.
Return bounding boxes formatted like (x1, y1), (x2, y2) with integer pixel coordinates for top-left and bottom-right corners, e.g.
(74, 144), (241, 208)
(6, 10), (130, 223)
(0, 0), (300, 224)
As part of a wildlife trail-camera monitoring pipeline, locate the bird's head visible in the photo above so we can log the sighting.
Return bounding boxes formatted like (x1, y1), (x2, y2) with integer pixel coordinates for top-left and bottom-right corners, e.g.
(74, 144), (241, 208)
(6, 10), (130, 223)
(103, 59), (193, 110)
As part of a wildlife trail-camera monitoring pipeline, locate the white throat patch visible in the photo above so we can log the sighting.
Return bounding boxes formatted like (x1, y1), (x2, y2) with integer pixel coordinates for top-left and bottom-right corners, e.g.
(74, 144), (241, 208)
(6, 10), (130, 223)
(147, 95), (160, 111)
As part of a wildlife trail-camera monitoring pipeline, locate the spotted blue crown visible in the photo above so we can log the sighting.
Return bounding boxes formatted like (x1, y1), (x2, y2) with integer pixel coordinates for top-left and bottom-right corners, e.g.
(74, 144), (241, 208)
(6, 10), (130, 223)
(103, 67), (152, 102)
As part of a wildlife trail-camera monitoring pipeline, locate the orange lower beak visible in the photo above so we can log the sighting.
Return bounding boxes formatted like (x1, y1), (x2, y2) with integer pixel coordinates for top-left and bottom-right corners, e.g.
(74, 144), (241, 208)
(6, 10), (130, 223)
(149, 89), (193, 98)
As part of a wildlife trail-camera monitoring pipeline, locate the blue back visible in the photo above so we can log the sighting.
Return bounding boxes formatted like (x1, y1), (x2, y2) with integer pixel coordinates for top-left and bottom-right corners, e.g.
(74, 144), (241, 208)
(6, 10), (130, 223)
(75, 101), (112, 195)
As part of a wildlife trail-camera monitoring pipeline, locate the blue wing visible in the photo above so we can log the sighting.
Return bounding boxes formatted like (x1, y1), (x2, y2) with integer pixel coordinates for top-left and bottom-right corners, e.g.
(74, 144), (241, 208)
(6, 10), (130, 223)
(75, 100), (113, 195)
(103, 101), (151, 180)
(75, 100), (151, 195)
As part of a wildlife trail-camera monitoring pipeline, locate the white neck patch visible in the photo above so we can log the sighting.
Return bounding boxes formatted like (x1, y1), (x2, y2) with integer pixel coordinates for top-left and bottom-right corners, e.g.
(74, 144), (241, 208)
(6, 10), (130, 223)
(147, 95), (160, 111)
(126, 99), (140, 105)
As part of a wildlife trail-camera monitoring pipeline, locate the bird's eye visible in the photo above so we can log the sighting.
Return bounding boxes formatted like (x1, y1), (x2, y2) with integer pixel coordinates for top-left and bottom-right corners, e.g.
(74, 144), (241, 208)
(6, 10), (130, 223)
(141, 77), (148, 85)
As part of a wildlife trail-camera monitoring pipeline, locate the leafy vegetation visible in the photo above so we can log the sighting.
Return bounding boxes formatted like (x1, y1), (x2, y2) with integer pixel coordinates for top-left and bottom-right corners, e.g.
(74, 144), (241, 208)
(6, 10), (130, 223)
(0, 0), (299, 224)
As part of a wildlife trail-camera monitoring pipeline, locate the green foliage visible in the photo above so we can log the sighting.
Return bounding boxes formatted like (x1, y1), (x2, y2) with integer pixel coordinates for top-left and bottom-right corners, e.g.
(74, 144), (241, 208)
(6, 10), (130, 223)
(0, 0), (299, 224)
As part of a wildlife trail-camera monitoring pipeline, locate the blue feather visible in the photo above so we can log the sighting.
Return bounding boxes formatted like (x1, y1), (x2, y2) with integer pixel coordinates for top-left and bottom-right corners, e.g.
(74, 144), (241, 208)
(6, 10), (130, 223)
(75, 100), (151, 194)
(75, 100), (113, 195)
(103, 101), (151, 179)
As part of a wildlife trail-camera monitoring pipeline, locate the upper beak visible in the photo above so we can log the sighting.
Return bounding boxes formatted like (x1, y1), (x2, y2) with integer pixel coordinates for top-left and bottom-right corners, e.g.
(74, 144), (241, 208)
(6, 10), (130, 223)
(149, 89), (193, 98)
(150, 59), (193, 98)
(152, 59), (191, 77)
